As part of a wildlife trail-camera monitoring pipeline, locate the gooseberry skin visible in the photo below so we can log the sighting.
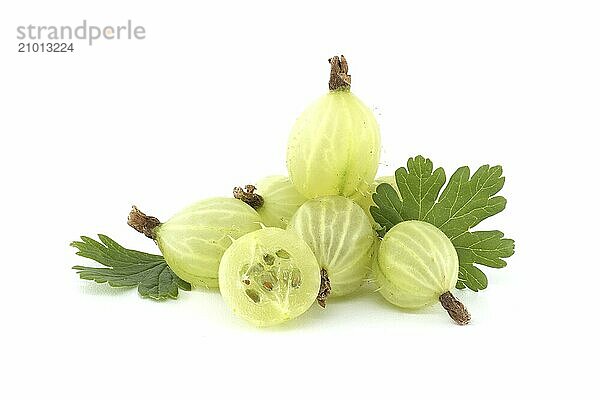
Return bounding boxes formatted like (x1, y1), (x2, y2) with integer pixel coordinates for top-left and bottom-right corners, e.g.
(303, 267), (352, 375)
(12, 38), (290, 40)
(155, 198), (261, 288)
(219, 228), (320, 327)
(286, 90), (381, 199)
(255, 176), (306, 229)
(375, 220), (459, 309)
(287, 196), (375, 297)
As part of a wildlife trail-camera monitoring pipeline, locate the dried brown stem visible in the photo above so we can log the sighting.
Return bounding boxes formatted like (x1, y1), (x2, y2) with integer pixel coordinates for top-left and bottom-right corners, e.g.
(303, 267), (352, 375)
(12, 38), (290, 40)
(317, 268), (332, 308)
(328, 55), (351, 91)
(127, 206), (161, 240)
(233, 185), (264, 209)
(439, 291), (471, 325)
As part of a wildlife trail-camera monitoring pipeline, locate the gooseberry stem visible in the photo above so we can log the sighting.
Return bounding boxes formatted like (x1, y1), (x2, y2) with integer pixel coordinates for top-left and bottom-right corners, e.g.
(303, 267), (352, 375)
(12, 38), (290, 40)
(233, 185), (264, 209)
(439, 291), (471, 325)
(317, 268), (332, 308)
(127, 206), (161, 240)
(328, 55), (351, 91)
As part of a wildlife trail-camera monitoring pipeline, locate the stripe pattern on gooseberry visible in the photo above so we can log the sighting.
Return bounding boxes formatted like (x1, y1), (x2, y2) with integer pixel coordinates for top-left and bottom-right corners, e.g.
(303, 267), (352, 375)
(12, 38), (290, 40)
(287, 196), (375, 303)
(286, 56), (381, 199)
(154, 198), (262, 288)
(375, 220), (470, 324)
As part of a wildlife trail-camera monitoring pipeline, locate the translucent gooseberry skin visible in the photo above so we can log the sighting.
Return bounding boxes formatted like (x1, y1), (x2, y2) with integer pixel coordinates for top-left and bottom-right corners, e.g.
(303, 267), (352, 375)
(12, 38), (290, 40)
(219, 228), (320, 327)
(375, 220), (459, 309)
(366, 237), (382, 281)
(255, 176), (306, 229)
(353, 175), (398, 229)
(155, 198), (261, 288)
(287, 196), (375, 297)
(286, 90), (381, 199)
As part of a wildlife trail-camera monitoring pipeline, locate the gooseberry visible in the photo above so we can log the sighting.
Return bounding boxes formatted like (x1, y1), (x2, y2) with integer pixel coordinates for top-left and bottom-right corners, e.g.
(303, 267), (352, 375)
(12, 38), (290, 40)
(218, 228), (320, 327)
(286, 55), (381, 199)
(233, 175), (306, 229)
(127, 198), (261, 288)
(287, 195), (375, 306)
(374, 220), (471, 325)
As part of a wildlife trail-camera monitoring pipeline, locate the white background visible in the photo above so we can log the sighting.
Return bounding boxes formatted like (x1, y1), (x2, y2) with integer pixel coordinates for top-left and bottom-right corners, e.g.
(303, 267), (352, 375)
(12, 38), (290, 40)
(1, 1), (598, 398)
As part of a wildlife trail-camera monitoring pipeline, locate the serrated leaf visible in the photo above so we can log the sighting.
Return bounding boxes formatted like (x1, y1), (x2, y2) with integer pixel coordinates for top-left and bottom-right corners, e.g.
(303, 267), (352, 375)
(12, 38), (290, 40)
(72, 234), (191, 300)
(452, 230), (515, 269)
(371, 156), (515, 292)
(429, 165), (506, 239)
(371, 183), (404, 234)
(458, 264), (488, 291)
(395, 155), (446, 221)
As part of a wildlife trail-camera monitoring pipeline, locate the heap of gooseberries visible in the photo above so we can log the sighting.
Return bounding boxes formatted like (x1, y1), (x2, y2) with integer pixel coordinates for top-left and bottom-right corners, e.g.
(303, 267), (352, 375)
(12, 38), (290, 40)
(122, 55), (476, 327)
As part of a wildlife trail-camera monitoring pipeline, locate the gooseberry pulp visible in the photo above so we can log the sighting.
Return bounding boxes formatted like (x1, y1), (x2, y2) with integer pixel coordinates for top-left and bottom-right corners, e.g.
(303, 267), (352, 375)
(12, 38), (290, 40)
(286, 56), (381, 199)
(374, 220), (470, 325)
(287, 196), (375, 306)
(233, 176), (306, 229)
(219, 228), (320, 327)
(127, 198), (261, 288)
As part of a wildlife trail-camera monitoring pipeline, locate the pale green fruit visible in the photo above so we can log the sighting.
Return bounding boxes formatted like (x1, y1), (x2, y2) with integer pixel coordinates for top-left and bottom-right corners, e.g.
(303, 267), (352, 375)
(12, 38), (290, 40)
(375, 220), (470, 324)
(287, 196), (375, 302)
(154, 198), (262, 288)
(255, 176), (306, 229)
(366, 237), (382, 281)
(287, 89), (380, 198)
(219, 228), (321, 327)
(353, 175), (398, 229)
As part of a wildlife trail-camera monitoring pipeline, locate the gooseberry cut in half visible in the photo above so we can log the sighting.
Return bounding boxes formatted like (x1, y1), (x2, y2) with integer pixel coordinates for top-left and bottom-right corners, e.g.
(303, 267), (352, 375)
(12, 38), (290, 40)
(219, 228), (321, 327)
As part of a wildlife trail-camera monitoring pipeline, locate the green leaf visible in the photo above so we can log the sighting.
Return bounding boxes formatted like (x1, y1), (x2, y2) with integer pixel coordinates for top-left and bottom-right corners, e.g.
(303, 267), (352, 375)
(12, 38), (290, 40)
(395, 155), (446, 221)
(71, 234), (191, 300)
(371, 156), (515, 292)
(371, 183), (404, 235)
(458, 264), (488, 292)
(453, 231), (515, 269)
(428, 164), (506, 239)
